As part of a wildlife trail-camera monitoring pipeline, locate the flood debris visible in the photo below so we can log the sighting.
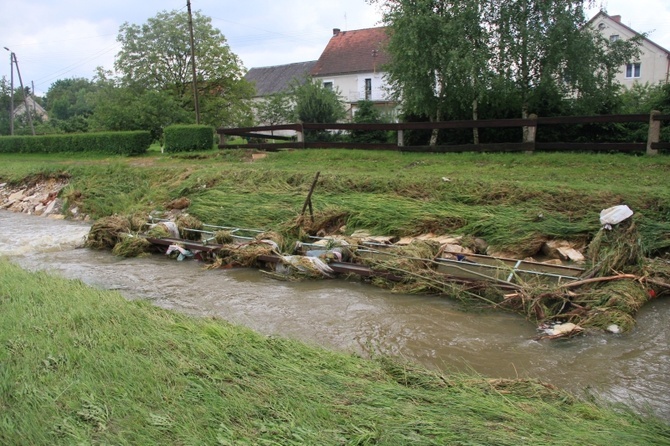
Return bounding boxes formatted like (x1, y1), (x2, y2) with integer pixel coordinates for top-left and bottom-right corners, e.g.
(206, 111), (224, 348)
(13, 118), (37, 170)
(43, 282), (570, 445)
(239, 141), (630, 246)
(85, 216), (132, 250)
(83, 203), (668, 339)
(112, 234), (152, 258)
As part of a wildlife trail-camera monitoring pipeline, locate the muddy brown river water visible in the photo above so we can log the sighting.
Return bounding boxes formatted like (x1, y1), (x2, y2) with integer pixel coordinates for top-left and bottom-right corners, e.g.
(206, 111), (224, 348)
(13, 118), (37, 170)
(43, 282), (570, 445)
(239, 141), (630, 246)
(1, 210), (668, 420)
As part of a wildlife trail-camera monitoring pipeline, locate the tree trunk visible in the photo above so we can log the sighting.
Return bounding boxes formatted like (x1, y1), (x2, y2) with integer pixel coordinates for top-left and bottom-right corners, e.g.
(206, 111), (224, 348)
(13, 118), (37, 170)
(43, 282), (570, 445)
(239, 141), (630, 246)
(521, 105), (529, 142)
(430, 108), (442, 147)
(472, 98), (479, 145)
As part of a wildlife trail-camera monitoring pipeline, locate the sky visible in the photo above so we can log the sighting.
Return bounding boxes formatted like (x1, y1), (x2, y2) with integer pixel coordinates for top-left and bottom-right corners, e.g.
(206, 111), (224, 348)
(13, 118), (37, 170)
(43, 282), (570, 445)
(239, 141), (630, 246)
(1, 0), (669, 96)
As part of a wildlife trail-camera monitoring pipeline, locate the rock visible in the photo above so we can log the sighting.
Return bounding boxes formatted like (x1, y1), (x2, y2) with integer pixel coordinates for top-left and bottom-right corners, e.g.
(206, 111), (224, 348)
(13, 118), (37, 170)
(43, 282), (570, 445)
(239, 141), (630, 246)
(8, 190), (25, 202)
(395, 237), (415, 246)
(44, 199), (59, 216)
(167, 197), (190, 210)
(558, 247), (585, 264)
(542, 240), (585, 264)
(553, 323), (578, 334)
(433, 235), (462, 245)
(350, 230), (371, 239)
(607, 324), (621, 334)
(363, 235), (396, 244)
(440, 243), (467, 254)
(34, 204), (46, 215)
(473, 238), (489, 254)
(1, 200), (16, 210)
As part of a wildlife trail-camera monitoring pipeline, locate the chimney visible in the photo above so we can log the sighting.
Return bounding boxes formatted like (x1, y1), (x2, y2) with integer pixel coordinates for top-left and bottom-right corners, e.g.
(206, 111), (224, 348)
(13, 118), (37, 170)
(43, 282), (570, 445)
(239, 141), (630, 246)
(611, 15), (621, 23)
(333, 28), (341, 36)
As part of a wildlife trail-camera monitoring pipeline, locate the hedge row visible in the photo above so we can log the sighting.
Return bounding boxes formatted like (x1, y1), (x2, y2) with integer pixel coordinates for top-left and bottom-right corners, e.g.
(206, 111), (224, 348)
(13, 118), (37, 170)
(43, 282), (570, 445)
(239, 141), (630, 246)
(0, 131), (152, 155)
(163, 125), (214, 153)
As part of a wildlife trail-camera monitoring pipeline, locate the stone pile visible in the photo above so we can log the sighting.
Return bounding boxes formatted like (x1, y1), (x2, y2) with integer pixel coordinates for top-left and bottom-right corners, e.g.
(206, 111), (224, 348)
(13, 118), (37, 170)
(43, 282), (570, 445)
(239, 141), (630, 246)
(0, 180), (77, 220)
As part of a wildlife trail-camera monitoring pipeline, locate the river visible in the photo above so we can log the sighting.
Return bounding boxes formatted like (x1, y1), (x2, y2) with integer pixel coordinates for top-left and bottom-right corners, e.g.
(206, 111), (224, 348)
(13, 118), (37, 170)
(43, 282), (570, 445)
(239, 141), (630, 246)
(1, 210), (668, 420)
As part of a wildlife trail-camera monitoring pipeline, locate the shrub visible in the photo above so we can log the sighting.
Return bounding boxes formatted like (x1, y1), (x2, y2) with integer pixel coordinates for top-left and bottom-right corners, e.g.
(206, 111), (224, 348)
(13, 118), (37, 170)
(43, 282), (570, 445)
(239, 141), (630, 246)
(163, 125), (214, 153)
(0, 131), (151, 155)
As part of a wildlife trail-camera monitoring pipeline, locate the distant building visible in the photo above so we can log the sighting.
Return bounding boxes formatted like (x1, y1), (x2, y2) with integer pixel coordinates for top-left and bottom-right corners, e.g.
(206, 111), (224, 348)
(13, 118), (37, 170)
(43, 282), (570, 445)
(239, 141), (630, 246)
(588, 11), (670, 86)
(244, 60), (317, 99)
(13, 96), (48, 121)
(244, 61), (316, 133)
(244, 27), (397, 123)
(311, 27), (396, 119)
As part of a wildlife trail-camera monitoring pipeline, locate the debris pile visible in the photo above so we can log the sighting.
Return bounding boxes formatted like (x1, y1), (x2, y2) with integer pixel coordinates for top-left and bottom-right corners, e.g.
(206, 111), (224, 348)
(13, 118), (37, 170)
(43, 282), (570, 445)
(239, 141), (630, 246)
(82, 204), (668, 339)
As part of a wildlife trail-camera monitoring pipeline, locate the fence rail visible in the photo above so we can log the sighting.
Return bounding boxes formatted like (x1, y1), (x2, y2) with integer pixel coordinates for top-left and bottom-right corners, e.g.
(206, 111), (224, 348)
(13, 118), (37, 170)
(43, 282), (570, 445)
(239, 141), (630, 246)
(217, 111), (669, 155)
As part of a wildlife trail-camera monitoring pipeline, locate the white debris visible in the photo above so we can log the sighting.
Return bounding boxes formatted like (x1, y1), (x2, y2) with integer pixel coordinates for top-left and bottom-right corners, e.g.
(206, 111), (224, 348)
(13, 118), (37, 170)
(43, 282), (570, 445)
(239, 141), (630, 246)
(600, 205), (634, 229)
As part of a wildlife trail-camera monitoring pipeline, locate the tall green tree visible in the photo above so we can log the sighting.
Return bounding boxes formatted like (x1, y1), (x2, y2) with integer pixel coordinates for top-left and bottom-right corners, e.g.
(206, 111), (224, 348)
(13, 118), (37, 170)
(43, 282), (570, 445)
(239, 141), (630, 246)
(43, 78), (98, 133)
(373, 0), (492, 144)
(0, 77), (11, 135)
(87, 75), (191, 141)
(292, 80), (346, 141)
(374, 0), (640, 143)
(114, 9), (253, 127)
(253, 92), (295, 132)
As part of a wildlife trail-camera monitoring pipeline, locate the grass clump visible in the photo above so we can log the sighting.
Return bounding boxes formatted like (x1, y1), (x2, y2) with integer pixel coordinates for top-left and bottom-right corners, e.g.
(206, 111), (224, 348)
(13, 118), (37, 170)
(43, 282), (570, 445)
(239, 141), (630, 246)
(84, 215), (131, 250)
(176, 214), (203, 241)
(111, 234), (153, 258)
(1, 259), (668, 445)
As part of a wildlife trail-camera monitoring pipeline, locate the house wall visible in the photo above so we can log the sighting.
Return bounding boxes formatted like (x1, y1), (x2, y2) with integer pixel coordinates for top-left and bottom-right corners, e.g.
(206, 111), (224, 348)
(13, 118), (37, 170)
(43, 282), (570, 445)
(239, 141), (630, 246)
(590, 17), (670, 86)
(314, 71), (397, 120)
(315, 72), (391, 103)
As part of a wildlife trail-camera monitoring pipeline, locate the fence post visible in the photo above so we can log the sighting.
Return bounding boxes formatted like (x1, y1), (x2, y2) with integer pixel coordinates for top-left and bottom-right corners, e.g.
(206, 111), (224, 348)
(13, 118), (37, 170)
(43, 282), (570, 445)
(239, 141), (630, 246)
(647, 110), (660, 156)
(397, 129), (404, 147)
(524, 114), (537, 154)
(296, 124), (304, 148)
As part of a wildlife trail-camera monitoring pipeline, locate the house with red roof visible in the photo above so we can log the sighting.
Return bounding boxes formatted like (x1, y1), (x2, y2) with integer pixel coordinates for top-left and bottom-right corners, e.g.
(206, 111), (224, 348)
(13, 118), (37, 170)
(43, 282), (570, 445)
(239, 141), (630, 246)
(310, 27), (396, 120)
(588, 11), (670, 86)
(244, 27), (396, 124)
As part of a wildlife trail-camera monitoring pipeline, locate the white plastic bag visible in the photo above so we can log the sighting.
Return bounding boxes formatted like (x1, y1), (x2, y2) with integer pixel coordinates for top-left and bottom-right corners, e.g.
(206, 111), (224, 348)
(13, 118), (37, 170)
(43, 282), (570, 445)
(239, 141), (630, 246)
(599, 205), (633, 229)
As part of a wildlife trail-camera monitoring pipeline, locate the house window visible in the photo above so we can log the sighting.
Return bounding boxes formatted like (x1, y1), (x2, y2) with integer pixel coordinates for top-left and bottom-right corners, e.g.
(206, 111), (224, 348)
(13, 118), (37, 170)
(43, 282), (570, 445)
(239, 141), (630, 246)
(609, 34), (620, 42)
(625, 63), (641, 78)
(323, 81), (333, 90)
(364, 78), (372, 100)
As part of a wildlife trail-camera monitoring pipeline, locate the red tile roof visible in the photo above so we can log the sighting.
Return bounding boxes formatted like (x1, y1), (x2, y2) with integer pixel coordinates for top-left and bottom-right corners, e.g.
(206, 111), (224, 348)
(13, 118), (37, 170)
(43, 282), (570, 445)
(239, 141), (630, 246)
(311, 27), (390, 77)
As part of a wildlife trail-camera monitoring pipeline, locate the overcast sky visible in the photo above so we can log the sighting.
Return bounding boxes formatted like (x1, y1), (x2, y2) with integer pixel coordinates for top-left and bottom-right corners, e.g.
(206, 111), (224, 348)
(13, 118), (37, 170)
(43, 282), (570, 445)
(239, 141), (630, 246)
(1, 0), (668, 96)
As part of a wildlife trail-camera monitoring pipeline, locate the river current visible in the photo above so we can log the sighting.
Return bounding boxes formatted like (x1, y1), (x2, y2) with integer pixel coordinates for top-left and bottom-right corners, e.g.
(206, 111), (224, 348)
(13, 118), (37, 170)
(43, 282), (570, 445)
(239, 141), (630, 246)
(1, 210), (668, 420)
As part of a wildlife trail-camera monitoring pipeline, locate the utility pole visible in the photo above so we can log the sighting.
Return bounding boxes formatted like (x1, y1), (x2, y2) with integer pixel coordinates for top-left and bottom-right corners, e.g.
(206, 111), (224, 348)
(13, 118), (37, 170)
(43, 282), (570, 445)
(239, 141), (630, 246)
(4, 47), (13, 135)
(187, 0), (200, 124)
(4, 47), (35, 135)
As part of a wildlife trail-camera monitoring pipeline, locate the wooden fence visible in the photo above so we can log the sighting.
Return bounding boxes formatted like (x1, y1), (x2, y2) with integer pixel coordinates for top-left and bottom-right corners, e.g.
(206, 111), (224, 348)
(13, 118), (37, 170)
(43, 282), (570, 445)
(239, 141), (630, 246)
(217, 111), (670, 155)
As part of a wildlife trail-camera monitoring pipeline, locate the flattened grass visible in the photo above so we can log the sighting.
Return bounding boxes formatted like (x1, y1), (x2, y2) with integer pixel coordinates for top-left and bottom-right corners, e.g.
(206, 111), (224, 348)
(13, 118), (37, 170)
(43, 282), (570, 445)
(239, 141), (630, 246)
(1, 258), (668, 445)
(1, 149), (669, 255)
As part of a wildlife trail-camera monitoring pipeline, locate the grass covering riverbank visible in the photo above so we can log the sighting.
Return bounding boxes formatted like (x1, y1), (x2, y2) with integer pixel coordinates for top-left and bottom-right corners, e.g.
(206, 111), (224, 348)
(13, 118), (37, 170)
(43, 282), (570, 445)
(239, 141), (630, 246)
(1, 258), (668, 445)
(1, 149), (669, 255)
